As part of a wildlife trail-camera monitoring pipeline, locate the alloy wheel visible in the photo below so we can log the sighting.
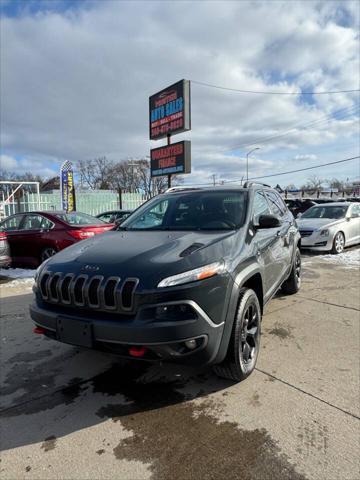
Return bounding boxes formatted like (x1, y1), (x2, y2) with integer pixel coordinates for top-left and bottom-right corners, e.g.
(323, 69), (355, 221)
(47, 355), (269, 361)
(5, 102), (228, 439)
(41, 248), (57, 262)
(295, 250), (302, 287)
(334, 233), (345, 253)
(239, 303), (260, 371)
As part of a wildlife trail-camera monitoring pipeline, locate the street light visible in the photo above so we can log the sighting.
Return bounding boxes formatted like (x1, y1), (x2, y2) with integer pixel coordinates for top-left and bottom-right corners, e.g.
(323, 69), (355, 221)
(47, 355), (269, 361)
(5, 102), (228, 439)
(246, 147), (260, 182)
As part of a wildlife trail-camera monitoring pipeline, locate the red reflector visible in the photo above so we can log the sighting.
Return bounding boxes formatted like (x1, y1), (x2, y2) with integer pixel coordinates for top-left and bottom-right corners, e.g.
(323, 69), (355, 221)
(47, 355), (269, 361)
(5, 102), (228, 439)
(33, 326), (45, 334)
(129, 346), (147, 358)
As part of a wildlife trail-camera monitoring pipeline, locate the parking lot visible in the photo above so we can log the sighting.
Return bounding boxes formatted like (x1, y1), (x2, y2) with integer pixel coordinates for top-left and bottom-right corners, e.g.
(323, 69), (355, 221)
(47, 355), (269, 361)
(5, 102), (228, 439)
(0, 250), (359, 480)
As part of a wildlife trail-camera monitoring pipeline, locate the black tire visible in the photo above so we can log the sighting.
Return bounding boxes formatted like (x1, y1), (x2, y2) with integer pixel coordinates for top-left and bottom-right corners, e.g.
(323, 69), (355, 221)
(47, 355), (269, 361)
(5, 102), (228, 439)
(213, 288), (261, 382)
(40, 246), (57, 263)
(331, 231), (345, 254)
(281, 247), (301, 295)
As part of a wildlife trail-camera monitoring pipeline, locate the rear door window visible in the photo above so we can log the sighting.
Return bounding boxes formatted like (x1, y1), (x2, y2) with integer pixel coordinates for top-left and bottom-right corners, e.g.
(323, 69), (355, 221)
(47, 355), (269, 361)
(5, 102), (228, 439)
(22, 215), (54, 230)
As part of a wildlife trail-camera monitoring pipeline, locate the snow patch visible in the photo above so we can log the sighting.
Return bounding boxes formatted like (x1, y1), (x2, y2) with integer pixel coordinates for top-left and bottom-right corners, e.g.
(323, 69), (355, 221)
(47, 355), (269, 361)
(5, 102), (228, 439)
(0, 268), (35, 279)
(0, 268), (35, 289)
(304, 249), (360, 269)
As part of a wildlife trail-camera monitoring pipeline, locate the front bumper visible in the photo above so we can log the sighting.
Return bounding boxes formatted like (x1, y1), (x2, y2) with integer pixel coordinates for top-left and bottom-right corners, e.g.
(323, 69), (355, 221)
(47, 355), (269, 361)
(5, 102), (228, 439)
(300, 231), (333, 251)
(30, 298), (225, 366)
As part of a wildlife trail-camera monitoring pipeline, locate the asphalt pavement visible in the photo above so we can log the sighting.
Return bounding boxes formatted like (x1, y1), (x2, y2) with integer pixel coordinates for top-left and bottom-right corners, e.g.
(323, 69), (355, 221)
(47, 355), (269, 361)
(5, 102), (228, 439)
(0, 252), (359, 480)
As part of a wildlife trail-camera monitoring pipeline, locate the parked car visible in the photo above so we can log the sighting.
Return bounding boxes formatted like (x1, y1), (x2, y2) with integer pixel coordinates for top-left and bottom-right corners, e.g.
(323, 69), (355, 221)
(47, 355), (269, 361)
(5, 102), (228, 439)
(297, 202), (360, 253)
(30, 184), (301, 382)
(284, 198), (316, 217)
(0, 231), (11, 268)
(0, 211), (114, 267)
(96, 210), (133, 224)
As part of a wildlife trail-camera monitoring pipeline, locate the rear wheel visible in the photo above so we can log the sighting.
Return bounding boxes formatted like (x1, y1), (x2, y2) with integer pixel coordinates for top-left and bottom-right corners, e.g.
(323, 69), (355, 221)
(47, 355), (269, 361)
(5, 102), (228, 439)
(40, 247), (57, 263)
(331, 232), (345, 254)
(213, 288), (261, 382)
(281, 247), (301, 295)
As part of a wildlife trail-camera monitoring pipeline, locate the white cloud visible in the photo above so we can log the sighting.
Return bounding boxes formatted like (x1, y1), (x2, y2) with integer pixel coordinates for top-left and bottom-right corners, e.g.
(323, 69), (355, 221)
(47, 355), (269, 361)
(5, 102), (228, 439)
(0, 154), (18, 170)
(293, 154), (318, 162)
(0, 0), (358, 186)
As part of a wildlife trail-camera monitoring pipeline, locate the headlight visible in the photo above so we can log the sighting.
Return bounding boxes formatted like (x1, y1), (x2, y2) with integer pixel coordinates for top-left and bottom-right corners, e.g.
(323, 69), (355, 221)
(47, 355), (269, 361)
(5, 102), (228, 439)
(158, 261), (226, 288)
(320, 229), (329, 237)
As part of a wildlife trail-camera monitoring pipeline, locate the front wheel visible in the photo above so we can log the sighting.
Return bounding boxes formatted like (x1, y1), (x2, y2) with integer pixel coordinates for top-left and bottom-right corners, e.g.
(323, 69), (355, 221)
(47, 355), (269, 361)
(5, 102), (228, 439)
(213, 288), (261, 382)
(281, 247), (301, 295)
(331, 232), (345, 254)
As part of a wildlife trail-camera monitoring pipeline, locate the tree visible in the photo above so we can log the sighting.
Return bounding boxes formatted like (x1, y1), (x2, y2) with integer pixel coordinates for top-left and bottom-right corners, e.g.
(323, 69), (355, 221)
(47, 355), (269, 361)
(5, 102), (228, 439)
(77, 157), (111, 190)
(327, 178), (346, 191)
(300, 175), (324, 191)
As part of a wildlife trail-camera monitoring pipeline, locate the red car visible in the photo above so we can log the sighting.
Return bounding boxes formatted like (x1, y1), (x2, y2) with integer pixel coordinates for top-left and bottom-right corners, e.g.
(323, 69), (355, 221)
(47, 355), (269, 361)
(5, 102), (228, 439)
(0, 211), (114, 267)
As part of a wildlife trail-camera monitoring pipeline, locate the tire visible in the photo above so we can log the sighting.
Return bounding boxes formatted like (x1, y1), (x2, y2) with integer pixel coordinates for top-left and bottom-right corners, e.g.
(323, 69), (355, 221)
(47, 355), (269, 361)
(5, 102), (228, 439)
(331, 232), (345, 254)
(281, 247), (301, 295)
(40, 246), (57, 263)
(213, 288), (261, 382)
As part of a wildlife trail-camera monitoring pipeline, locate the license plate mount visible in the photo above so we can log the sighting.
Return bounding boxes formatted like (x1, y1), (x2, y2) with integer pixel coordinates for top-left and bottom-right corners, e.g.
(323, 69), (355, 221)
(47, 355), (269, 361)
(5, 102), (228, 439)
(57, 317), (93, 348)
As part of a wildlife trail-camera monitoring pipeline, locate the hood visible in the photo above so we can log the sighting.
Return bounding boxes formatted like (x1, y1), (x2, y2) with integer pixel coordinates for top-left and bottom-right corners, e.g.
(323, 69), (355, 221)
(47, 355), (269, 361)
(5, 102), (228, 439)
(46, 229), (238, 288)
(297, 218), (345, 230)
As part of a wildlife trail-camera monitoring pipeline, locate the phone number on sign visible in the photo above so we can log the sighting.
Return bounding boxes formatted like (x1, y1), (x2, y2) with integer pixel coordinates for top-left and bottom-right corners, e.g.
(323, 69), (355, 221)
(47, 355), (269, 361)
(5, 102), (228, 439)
(151, 118), (183, 137)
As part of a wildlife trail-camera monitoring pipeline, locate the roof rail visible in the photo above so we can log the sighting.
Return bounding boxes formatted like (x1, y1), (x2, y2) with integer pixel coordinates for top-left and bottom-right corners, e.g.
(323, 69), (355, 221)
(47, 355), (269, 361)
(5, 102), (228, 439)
(165, 186), (201, 193)
(243, 181), (271, 188)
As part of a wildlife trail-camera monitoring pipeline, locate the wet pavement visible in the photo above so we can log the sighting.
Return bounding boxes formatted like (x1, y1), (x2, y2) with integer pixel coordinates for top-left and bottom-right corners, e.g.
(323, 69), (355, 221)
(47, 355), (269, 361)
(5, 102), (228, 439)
(0, 251), (359, 479)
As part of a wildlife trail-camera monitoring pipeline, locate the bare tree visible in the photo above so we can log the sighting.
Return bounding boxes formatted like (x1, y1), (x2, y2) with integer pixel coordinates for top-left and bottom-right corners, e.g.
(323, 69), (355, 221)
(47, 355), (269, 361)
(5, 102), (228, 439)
(77, 157), (111, 190)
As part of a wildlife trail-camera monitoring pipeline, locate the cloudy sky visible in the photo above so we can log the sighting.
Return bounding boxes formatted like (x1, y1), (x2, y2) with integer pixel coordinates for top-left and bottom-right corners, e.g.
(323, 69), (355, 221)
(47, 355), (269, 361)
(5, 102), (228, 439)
(0, 0), (359, 187)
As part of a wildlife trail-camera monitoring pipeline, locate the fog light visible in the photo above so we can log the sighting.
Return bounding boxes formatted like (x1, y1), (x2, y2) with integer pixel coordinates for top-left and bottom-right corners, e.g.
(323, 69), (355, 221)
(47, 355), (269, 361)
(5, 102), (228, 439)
(185, 339), (197, 350)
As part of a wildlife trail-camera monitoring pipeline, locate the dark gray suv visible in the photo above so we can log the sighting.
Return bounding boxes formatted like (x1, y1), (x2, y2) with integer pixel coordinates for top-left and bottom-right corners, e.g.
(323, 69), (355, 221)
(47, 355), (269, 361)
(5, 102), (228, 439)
(30, 183), (301, 382)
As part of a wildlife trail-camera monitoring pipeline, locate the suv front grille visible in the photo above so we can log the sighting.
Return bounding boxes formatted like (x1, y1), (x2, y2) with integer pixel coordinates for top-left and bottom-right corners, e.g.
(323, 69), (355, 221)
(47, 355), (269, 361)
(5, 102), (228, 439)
(299, 230), (313, 237)
(39, 271), (138, 312)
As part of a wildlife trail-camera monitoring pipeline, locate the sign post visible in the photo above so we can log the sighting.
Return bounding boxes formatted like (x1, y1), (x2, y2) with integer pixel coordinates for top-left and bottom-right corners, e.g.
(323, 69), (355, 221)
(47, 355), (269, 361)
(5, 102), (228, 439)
(60, 161), (76, 213)
(149, 79), (191, 187)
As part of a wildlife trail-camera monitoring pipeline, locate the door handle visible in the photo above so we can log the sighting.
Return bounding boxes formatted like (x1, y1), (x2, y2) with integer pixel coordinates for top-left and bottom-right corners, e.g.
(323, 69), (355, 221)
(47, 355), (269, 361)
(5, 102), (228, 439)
(276, 231), (281, 237)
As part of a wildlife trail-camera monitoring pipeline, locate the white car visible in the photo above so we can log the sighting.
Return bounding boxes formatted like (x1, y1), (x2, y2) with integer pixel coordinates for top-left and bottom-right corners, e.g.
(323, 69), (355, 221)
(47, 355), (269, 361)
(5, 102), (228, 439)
(297, 202), (360, 254)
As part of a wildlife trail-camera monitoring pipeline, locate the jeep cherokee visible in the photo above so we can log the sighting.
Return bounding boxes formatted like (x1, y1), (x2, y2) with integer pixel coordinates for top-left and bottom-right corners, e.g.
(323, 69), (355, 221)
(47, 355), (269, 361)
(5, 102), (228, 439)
(30, 183), (301, 382)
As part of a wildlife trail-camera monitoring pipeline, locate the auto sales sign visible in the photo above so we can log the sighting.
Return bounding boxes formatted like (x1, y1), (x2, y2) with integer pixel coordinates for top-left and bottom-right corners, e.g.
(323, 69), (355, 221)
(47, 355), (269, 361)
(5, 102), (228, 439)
(149, 79), (191, 140)
(150, 141), (191, 177)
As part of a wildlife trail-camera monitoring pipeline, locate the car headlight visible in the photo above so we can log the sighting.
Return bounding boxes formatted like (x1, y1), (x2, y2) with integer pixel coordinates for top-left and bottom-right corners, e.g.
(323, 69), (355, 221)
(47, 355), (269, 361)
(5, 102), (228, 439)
(158, 261), (226, 288)
(320, 229), (329, 237)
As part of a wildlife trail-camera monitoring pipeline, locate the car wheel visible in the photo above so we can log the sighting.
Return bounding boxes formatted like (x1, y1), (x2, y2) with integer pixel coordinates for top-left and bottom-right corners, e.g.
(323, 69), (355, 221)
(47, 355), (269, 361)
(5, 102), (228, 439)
(331, 232), (345, 254)
(213, 288), (261, 382)
(40, 247), (57, 263)
(281, 247), (301, 295)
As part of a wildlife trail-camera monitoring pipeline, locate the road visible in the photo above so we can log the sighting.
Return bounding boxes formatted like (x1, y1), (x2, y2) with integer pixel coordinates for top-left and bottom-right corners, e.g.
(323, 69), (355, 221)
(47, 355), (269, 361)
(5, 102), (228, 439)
(0, 252), (359, 480)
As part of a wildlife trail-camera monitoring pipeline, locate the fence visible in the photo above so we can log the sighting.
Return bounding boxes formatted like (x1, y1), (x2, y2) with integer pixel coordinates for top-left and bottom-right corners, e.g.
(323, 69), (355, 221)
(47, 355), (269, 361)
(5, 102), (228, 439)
(1, 190), (148, 218)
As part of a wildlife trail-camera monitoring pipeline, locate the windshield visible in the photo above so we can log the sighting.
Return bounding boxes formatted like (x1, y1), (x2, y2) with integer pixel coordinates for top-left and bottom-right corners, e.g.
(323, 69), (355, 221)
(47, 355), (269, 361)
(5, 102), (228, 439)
(55, 212), (106, 225)
(301, 205), (348, 219)
(120, 191), (247, 231)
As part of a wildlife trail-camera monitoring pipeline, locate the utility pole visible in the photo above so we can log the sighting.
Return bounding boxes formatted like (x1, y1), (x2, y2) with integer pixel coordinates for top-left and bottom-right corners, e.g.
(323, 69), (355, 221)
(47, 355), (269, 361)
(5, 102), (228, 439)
(246, 147), (260, 182)
(211, 174), (216, 186)
(167, 133), (172, 189)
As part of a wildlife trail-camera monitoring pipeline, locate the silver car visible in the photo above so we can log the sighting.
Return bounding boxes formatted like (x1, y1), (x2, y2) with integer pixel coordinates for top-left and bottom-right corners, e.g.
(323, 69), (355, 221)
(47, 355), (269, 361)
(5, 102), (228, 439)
(297, 202), (360, 254)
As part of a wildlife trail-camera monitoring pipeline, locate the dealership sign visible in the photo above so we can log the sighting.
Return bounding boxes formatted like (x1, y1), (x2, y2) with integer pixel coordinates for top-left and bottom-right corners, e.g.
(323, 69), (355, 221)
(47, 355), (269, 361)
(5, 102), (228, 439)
(60, 160), (76, 213)
(149, 79), (191, 140)
(150, 140), (191, 177)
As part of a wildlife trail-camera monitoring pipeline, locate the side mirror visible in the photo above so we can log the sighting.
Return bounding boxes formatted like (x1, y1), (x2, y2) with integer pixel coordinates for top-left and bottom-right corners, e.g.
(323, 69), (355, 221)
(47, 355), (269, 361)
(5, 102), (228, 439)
(296, 212), (302, 219)
(256, 214), (282, 229)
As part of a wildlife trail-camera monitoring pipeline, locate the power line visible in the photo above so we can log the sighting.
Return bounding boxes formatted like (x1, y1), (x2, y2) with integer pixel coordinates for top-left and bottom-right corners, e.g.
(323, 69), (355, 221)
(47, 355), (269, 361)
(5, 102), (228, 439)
(184, 156), (359, 187)
(225, 156), (360, 183)
(224, 104), (359, 152)
(191, 80), (360, 95)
